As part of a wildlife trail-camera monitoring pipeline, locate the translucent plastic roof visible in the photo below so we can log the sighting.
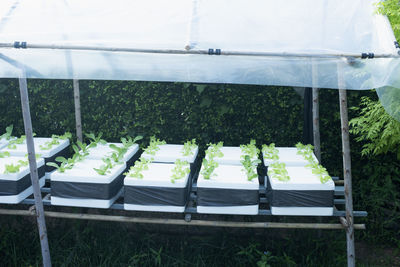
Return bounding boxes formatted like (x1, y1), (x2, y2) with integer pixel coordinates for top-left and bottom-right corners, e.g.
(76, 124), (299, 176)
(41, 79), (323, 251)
(0, 0), (399, 90)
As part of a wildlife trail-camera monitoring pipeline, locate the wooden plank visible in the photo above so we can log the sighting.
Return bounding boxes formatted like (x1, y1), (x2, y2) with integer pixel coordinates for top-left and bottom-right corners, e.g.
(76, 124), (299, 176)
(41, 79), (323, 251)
(0, 208), (366, 230)
(338, 63), (355, 267)
(73, 79), (83, 142)
(19, 77), (52, 267)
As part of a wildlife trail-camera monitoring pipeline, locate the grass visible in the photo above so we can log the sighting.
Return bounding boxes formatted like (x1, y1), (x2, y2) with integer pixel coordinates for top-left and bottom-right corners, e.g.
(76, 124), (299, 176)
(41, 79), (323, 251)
(0, 214), (398, 266)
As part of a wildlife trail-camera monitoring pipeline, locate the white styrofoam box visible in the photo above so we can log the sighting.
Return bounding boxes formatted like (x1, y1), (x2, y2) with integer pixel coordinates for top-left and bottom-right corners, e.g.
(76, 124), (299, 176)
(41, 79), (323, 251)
(1, 137), (70, 158)
(269, 166), (334, 216)
(0, 156), (45, 181)
(86, 143), (139, 162)
(197, 164), (259, 215)
(141, 144), (198, 163)
(0, 156), (45, 203)
(263, 147), (318, 167)
(50, 159), (126, 208)
(205, 146), (258, 166)
(0, 177), (46, 204)
(124, 162), (190, 212)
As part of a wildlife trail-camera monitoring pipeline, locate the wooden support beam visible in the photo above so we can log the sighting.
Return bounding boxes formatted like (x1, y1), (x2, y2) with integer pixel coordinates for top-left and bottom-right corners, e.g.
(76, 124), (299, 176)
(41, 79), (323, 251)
(19, 77), (52, 267)
(73, 79), (83, 142)
(0, 208), (366, 230)
(312, 61), (321, 162)
(337, 63), (355, 267)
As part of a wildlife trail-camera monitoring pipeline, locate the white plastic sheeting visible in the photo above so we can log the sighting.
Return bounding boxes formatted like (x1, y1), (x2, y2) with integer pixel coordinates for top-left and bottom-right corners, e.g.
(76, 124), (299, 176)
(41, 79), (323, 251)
(0, 0), (399, 90)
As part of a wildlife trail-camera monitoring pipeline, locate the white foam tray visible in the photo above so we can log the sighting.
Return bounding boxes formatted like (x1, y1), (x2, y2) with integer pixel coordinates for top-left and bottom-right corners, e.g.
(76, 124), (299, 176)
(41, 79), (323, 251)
(124, 163), (189, 212)
(124, 162), (189, 188)
(51, 189), (123, 209)
(197, 164), (259, 215)
(1, 137), (70, 158)
(263, 147), (318, 167)
(141, 144), (198, 163)
(0, 176), (45, 204)
(50, 159), (126, 183)
(207, 146), (258, 166)
(0, 156), (45, 181)
(86, 143), (139, 162)
(270, 206), (334, 216)
(197, 164), (259, 190)
(269, 166), (334, 191)
(269, 166), (334, 216)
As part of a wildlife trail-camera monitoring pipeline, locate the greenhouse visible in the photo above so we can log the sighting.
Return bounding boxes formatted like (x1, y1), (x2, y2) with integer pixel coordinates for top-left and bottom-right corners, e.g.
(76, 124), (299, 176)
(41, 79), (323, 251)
(0, 0), (399, 266)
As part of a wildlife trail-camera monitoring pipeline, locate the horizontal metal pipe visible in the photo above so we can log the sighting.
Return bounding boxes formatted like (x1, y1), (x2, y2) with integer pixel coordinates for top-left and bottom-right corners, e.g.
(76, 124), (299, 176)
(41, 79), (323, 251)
(0, 42), (397, 59)
(0, 208), (366, 230)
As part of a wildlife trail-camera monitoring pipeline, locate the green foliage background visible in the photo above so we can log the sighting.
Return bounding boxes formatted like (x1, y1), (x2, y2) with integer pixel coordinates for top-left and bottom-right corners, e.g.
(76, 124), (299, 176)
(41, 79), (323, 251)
(0, 79), (399, 265)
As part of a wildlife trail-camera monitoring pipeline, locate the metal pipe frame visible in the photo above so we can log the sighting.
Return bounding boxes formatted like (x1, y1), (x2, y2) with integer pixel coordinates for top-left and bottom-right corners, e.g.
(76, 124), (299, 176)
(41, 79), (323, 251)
(0, 42), (398, 59)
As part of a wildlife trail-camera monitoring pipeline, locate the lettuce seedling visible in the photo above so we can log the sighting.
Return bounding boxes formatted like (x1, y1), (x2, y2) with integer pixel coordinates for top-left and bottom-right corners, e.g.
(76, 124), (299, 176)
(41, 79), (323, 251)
(262, 143), (279, 161)
(39, 132), (72, 150)
(125, 156), (152, 179)
(268, 162), (290, 182)
(296, 142), (331, 184)
(143, 136), (166, 156)
(201, 142), (224, 180)
(7, 135), (27, 149)
(240, 139), (260, 160)
(0, 151), (10, 158)
(85, 132), (107, 148)
(241, 155), (261, 181)
(181, 139), (197, 156)
(0, 125), (13, 141)
(171, 159), (190, 183)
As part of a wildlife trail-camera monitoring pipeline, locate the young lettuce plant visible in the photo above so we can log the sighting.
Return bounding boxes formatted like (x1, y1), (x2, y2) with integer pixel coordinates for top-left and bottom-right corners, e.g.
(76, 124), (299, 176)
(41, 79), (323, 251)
(143, 136), (166, 156)
(241, 155), (261, 181)
(240, 139), (260, 160)
(268, 161), (290, 182)
(7, 135), (28, 149)
(181, 139), (197, 156)
(85, 132), (107, 148)
(125, 156), (152, 179)
(0, 125), (13, 141)
(262, 143), (279, 161)
(4, 159), (29, 174)
(296, 142), (331, 184)
(39, 132), (72, 150)
(201, 142), (224, 180)
(0, 151), (10, 158)
(171, 159), (190, 183)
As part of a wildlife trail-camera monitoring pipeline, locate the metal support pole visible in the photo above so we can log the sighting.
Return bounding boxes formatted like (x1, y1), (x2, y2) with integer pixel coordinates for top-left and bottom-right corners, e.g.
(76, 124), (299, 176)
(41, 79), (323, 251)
(312, 62), (321, 162)
(337, 63), (355, 267)
(73, 79), (83, 142)
(19, 77), (52, 267)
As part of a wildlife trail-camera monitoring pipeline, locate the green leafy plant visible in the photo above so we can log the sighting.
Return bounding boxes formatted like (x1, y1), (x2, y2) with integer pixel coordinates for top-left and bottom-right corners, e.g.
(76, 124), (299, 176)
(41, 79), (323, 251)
(3, 158), (29, 174)
(143, 136), (166, 156)
(201, 142), (224, 179)
(268, 162), (290, 182)
(85, 132), (107, 148)
(181, 139), (197, 156)
(7, 135), (27, 149)
(0, 125), (13, 141)
(0, 151), (10, 158)
(125, 156), (152, 179)
(262, 143), (279, 161)
(296, 142), (331, 183)
(94, 157), (115, 175)
(350, 96), (400, 158)
(170, 159), (190, 183)
(39, 132), (72, 150)
(46, 156), (77, 173)
(240, 139), (260, 160)
(241, 155), (261, 181)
